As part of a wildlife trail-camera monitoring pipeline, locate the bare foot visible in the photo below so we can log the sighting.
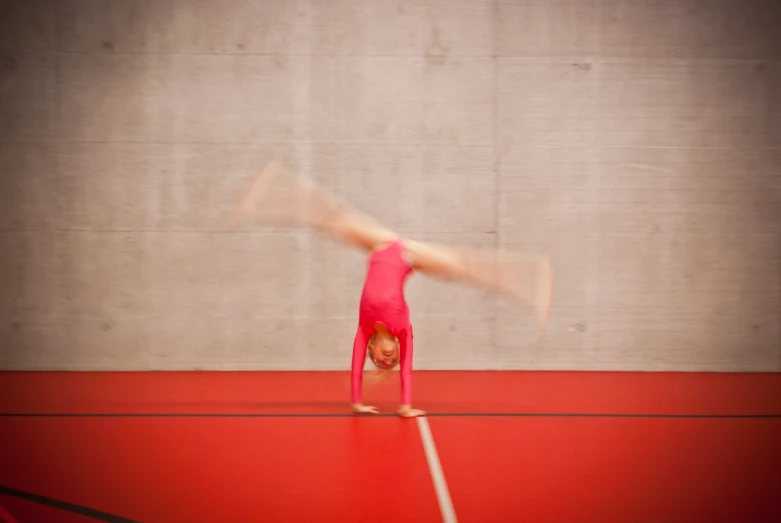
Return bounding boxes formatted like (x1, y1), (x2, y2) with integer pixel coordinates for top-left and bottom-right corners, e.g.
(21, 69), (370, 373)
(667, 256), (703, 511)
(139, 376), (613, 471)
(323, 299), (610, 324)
(225, 159), (283, 230)
(493, 252), (553, 334)
(533, 255), (553, 334)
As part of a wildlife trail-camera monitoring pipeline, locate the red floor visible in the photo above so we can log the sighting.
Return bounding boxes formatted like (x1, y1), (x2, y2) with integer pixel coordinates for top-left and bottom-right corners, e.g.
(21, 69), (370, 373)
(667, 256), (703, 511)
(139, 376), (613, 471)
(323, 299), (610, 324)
(1, 371), (780, 522)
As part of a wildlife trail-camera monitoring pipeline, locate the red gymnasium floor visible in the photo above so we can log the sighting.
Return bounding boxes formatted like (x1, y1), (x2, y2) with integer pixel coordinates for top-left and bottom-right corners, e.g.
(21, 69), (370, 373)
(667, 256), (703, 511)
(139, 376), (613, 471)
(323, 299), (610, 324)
(1, 371), (780, 523)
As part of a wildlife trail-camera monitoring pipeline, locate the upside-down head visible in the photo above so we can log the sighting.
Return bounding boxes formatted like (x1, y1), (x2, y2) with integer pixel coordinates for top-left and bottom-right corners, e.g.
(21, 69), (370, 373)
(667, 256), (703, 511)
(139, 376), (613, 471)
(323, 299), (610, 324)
(367, 330), (400, 370)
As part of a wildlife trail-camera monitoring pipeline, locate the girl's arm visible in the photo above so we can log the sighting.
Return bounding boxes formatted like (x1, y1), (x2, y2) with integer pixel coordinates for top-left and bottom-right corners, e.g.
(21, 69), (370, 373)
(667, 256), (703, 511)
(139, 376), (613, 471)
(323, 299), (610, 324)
(397, 327), (425, 418)
(350, 326), (377, 414)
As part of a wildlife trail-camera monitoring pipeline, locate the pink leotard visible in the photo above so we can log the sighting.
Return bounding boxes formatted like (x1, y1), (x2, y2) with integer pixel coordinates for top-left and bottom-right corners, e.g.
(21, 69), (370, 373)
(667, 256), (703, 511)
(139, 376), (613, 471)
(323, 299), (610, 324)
(351, 238), (414, 405)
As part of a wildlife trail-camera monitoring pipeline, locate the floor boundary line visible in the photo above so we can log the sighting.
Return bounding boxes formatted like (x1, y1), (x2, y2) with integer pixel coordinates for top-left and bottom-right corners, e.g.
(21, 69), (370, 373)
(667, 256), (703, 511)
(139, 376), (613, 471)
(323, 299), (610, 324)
(0, 485), (137, 523)
(417, 417), (458, 523)
(1, 412), (779, 419)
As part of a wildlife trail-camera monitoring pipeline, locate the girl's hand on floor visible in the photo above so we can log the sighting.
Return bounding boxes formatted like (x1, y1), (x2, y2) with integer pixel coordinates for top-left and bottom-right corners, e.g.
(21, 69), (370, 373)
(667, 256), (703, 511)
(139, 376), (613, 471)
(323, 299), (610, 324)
(398, 405), (426, 418)
(351, 403), (379, 414)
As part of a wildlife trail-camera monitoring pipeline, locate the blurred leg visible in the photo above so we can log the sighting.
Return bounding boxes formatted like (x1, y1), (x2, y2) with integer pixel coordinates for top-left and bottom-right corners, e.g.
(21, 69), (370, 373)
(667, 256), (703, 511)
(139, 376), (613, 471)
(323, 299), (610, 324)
(227, 160), (397, 253)
(403, 239), (553, 332)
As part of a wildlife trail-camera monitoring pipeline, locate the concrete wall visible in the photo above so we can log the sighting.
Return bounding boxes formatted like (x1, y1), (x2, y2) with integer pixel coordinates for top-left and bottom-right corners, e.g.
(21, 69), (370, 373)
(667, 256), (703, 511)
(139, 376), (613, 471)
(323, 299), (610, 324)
(1, 0), (779, 371)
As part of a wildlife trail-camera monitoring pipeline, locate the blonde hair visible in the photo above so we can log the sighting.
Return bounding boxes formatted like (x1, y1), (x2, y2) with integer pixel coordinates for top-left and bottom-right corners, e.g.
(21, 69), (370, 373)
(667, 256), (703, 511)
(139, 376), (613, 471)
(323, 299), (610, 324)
(366, 333), (399, 382)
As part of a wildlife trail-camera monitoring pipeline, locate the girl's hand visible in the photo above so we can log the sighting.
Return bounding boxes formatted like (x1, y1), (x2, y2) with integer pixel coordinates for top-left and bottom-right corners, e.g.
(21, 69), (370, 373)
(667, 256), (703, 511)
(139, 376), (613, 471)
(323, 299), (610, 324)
(398, 405), (426, 418)
(351, 403), (378, 414)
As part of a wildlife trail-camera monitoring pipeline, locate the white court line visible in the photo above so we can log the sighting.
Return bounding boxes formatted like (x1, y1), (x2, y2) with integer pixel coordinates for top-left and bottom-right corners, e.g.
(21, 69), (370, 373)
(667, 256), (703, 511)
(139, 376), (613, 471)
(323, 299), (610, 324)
(417, 417), (458, 523)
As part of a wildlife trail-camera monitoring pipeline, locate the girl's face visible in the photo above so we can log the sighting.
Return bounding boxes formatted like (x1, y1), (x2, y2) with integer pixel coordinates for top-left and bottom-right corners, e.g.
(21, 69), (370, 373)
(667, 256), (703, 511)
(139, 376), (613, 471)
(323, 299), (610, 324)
(369, 333), (399, 369)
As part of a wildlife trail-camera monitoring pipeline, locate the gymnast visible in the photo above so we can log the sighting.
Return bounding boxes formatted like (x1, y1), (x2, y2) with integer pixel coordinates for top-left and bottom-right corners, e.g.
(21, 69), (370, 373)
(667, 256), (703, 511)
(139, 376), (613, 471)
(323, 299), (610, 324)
(229, 160), (553, 418)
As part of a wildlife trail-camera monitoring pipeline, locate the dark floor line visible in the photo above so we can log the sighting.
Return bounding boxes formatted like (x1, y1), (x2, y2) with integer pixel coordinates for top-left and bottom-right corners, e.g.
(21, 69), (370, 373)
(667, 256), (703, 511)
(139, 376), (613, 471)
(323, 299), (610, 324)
(0, 485), (138, 523)
(1, 412), (779, 419)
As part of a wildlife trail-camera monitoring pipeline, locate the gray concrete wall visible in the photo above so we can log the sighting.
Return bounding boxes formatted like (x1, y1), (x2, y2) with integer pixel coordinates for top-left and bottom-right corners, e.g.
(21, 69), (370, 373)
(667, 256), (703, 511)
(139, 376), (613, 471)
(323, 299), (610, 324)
(1, 0), (779, 371)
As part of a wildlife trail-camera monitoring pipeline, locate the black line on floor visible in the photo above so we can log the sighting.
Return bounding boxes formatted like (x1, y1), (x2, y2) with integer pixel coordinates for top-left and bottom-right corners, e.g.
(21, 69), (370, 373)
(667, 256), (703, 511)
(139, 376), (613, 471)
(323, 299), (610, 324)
(1, 412), (779, 419)
(0, 485), (138, 523)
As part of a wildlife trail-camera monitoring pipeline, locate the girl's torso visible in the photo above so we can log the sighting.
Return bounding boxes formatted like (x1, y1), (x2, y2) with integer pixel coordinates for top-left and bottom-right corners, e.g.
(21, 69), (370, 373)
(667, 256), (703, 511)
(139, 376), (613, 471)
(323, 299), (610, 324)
(358, 239), (413, 331)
